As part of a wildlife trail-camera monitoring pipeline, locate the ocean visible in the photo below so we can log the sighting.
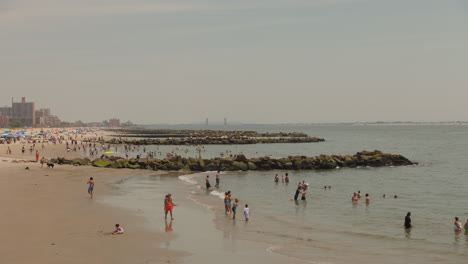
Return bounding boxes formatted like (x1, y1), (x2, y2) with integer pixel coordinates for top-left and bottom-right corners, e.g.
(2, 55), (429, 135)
(101, 124), (468, 263)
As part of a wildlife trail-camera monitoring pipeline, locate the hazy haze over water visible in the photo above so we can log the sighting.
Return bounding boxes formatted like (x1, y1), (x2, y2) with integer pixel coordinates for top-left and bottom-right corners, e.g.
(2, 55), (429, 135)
(1, 0), (467, 124)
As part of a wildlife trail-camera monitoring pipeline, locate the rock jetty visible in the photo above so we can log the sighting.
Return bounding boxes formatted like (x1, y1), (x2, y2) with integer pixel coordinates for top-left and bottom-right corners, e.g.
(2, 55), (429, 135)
(50, 150), (416, 172)
(103, 136), (324, 145)
(108, 129), (309, 138)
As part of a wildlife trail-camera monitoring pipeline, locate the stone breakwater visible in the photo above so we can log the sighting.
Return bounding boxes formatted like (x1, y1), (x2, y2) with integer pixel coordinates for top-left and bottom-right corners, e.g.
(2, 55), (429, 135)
(50, 150), (416, 172)
(108, 129), (309, 138)
(103, 137), (324, 145)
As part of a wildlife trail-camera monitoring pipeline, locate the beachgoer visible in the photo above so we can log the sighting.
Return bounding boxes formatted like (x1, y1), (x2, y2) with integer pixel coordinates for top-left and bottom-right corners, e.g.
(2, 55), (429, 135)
(285, 173), (289, 183)
(232, 198), (238, 219)
(112, 224), (124, 235)
(40, 157), (46, 168)
(454, 217), (462, 232)
(404, 212), (412, 229)
(206, 175), (211, 189)
(365, 193), (370, 204)
(22, 146), (25, 155)
(383, 194), (386, 199)
(294, 183), (301, 200)
(244, 204), (250, 221)
(215, 170), (220, 188)
(281, 175), (285, 182)
(165, 194), (175, 220)
(274, 174), (279, 183)
(301, 189), (307, 200)
(225, 192), (232, 215)
(35, 151), (39, 162)
(87, 177), (94, 198)
(394, 195), (398, 199)
(357, 191), (362, 199)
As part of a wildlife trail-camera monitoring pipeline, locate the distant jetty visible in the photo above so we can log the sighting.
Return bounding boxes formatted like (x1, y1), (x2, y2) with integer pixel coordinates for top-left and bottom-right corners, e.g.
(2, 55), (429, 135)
(107, 129), (310, 138)
(51, 150), (416, 171)
(103, 136), (324, 145)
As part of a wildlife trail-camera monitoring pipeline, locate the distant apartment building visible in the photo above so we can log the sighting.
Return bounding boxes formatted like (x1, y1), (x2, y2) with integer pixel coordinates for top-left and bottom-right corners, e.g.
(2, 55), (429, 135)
(0, 97), (61, 127)
(12, 97), (36, 126)
(108, 118), (120, 127)
(0, 116), (9, 127)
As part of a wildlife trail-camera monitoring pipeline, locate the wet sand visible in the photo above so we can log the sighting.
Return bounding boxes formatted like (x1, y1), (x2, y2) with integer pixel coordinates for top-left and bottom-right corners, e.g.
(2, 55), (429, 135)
(0, 159), (185, 264)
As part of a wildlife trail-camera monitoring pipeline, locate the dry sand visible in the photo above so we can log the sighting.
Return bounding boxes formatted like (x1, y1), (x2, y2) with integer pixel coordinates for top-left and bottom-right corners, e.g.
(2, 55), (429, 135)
(0, 159), (185, 264)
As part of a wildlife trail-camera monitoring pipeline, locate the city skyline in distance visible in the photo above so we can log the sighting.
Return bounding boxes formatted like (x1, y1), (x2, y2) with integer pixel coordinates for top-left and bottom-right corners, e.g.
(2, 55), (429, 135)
(1, 1), (467, 124)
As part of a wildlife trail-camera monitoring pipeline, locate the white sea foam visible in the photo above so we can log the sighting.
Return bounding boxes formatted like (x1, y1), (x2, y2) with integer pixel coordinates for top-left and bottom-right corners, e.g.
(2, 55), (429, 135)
(178, 174), (198, 184)
(209, 190), (225, 200)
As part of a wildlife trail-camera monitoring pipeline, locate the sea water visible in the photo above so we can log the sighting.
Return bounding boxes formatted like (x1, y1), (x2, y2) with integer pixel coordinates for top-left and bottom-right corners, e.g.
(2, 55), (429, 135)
(110, 124), (468, 263)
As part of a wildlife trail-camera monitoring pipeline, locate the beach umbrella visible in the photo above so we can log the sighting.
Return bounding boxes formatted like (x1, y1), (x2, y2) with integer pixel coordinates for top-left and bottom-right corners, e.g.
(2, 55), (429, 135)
(104, 151), (115, 154)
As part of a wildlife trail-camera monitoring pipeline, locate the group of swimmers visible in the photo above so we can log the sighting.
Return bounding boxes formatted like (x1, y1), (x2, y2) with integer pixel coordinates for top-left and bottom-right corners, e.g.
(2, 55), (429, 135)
(351, 191), (370, 204)
(274, 173), (290, 183)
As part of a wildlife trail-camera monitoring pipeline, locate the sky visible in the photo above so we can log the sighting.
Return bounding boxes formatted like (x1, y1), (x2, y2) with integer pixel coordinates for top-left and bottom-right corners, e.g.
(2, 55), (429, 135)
(1, 0), (467, 124)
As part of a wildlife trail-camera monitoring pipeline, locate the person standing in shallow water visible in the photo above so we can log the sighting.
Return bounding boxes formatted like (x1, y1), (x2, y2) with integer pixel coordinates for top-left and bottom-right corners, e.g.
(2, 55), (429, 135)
(404, 212), (412, 229)
(165, 194), (176, 220)
(232, 198), (238, 219)
(215, 171), (220, 188)
(206, 175), (211, 190)
(294, 182), (301, 200)
(454, 217), (462, 232)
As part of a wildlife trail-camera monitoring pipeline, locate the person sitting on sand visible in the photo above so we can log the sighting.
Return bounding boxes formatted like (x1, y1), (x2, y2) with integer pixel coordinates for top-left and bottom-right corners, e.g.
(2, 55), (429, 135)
(112, 224), (124, 235)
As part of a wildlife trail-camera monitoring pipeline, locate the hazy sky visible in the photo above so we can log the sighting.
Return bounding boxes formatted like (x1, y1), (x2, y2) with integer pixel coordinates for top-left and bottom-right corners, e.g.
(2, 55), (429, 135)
(1, 0), (467, 124)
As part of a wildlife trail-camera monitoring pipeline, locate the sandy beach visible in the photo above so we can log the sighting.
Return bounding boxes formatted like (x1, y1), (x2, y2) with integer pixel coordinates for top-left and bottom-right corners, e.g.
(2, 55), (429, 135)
(0, 159), (185, 264)
(0, 129), (296, 264)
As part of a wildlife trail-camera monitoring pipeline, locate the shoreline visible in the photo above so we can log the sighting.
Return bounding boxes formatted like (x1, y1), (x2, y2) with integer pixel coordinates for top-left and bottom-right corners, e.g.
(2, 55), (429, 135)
(0, 160), (186, 264)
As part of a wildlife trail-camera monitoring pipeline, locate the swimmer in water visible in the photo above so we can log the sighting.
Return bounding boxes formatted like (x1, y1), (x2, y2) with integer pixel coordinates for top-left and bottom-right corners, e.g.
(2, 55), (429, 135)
(274, 174), (279, 183)
(365, 193), (370, 204)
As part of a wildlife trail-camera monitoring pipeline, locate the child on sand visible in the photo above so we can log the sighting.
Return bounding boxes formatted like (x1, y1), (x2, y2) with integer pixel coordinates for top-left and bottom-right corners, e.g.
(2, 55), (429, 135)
(87, 177), (94, 198)
(244, 204), (250, 221)
(112, 224), (124, 235)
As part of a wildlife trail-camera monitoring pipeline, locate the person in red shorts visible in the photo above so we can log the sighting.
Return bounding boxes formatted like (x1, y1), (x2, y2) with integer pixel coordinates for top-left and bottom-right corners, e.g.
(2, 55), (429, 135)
(164, 193), (176, 220)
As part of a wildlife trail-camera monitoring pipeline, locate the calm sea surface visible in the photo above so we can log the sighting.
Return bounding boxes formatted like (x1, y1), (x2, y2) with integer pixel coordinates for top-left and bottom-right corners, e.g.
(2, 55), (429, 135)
(110, 124), (468, 263)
